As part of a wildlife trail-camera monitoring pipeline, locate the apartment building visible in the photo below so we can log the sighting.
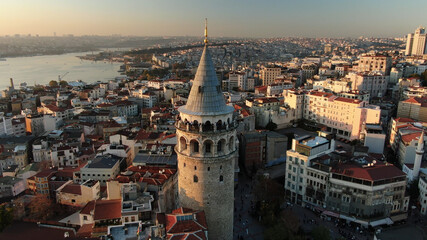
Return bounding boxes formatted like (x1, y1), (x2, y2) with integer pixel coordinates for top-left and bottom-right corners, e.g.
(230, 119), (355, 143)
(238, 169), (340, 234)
(260, 66), (281, 86)
(285, 135), (409, 226)
(347, 72), (389, 99)
(357, 54), (392, 74)
(397, 97), (427, 122)
(303, 91), (380, 140)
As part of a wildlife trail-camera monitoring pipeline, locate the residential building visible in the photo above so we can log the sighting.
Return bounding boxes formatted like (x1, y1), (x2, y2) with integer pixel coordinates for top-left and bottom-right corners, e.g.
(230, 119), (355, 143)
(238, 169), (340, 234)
(56, 180), (100, 207)
(303, 91), (381, 140)
(79, 154), (123, 185)
(285, 135), (335, 205)
(397, 97), (427, 122)
(0, 176), (26, 198)
(260, 66), (281, 86)
(357, 54), (392, 74)
(347, 72), (389, 98)
(152, 207), (208, 240)
(419, 174), (427, 215)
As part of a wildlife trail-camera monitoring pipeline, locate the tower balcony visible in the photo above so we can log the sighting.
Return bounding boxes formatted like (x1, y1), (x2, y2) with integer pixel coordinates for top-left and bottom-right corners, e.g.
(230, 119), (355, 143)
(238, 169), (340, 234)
(175, 119), (237, 134)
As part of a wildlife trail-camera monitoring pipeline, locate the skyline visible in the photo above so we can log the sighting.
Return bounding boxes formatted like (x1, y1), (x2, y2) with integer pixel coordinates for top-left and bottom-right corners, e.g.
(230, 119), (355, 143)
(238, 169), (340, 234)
(0, 0), (426, 38)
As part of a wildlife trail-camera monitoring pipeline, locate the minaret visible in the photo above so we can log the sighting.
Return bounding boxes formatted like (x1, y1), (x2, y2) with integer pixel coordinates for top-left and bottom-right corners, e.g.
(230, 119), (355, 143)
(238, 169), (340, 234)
(176, 19), (236, 240)
(413, 131), (424, 179)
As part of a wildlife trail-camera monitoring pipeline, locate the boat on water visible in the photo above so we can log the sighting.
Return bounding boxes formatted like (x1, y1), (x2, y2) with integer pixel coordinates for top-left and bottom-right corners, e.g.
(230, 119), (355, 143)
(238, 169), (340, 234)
(0, 58), (6, 61)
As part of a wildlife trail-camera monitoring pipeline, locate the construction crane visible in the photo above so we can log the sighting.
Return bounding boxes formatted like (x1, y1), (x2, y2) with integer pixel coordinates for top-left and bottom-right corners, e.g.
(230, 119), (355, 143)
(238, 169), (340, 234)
(58, 72), (69, 82)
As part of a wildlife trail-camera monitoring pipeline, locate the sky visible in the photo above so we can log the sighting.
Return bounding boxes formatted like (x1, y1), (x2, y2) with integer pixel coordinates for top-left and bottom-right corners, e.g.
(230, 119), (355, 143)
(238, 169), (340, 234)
(1, 0), (427, 38)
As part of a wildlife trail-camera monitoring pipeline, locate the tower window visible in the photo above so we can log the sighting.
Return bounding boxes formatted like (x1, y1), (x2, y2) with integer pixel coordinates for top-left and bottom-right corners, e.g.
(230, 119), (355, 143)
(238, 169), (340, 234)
(205, 141), (212, 153)
(220, 165), (222, 170)
(220, 175), (223, 182)
(194, 166), (197, 170)
(184, 163), (186, 167)
(194, 175), (198, 183)
(208, 167), (210, 171)
(191, 140), (199, 153)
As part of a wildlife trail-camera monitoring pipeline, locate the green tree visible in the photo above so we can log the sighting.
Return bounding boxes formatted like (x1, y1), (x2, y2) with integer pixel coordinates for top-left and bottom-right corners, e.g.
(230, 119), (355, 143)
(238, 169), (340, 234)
(0, 205), (13, 232)
(312, 226), (331, 240)
(49, 80), (58, 87)
(265, 121), (278, 131)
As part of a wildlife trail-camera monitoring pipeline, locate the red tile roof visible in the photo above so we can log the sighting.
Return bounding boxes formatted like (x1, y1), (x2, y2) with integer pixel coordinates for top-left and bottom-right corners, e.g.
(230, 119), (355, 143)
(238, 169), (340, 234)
(333, 97), (361, 104)
(76, 223), (94, 237)
(93, 199), (122, 220)
(158, 207), (207, 240)
(394, 117), (415, 123)
(332, 162), (405, 182)
(401, 132), (423, 144)
(60, 184), (82, 195)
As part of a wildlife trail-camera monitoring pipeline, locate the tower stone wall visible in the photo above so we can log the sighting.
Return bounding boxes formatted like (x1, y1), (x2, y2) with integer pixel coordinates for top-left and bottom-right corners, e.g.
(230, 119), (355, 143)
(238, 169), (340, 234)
(175, 34), (236, 239)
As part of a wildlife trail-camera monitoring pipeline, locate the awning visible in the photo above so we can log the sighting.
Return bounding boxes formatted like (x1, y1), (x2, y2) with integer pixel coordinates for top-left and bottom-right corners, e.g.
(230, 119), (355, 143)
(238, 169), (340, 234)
(390, 213), (408, 222)
(340, 214), (356, 222)
(339, 215), (369, 227)
(322, 210), (340, 218)
(314, 206), (324, 212)
(370, 218), (393, 227)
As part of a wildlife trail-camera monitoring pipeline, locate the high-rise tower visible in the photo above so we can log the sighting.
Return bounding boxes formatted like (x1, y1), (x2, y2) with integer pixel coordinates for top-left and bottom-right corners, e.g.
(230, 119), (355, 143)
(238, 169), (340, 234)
(175, 19), (235, 240)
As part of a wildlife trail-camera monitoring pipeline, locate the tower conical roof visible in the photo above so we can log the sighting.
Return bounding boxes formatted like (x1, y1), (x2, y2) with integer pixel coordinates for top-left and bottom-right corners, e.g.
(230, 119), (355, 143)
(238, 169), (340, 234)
(179, 44), (233, 116)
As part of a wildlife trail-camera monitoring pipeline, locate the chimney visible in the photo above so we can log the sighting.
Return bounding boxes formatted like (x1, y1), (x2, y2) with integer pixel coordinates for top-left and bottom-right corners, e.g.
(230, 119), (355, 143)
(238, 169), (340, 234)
(10, 78), (14, 88)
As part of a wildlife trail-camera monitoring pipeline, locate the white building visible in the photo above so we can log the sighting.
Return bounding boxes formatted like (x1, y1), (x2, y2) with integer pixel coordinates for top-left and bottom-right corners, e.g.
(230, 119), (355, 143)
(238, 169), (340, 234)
(347, 72), (389, 99)
(406, 27), (427, 56)
(80, 154), (123, 185)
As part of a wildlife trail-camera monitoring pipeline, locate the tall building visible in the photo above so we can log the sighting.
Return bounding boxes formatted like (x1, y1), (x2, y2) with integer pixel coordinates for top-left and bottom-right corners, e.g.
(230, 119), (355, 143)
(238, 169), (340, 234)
(260, 66), (281, 86)
(175, 22), (236, 240)
(357, 53), (392, 75)
(406, 27), (427, 56)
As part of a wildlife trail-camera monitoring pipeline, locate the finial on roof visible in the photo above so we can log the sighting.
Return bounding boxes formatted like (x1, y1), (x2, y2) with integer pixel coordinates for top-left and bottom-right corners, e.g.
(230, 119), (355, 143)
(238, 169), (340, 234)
(204, 18), (208, 44)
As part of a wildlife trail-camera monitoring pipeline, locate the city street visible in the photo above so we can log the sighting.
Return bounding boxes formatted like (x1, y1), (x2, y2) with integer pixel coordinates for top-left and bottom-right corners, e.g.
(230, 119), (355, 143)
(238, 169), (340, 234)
(233, 173), (265, 240)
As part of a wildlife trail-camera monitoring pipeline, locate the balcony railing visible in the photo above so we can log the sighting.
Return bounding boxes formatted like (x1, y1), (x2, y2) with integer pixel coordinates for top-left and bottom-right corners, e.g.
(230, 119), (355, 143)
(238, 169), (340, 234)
(175, 120), (237, 133)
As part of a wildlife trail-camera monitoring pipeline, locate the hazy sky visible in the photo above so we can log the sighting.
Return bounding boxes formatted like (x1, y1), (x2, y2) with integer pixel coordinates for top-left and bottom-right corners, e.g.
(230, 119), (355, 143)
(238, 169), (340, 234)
(1, 0), (427, 38)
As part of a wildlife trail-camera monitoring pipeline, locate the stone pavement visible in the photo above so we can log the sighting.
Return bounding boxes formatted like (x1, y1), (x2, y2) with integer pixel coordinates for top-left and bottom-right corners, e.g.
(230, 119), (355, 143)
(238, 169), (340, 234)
(233, 173), (264, 240)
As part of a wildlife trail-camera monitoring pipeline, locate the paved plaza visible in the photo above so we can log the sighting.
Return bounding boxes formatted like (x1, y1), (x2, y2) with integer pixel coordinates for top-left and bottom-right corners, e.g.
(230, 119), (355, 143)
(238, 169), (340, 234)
(233, 173), (264, 240)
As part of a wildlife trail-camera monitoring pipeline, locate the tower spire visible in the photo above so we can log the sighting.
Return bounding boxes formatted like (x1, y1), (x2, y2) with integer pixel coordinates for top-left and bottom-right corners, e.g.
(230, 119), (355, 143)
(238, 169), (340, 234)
(204, 18), (208, 44)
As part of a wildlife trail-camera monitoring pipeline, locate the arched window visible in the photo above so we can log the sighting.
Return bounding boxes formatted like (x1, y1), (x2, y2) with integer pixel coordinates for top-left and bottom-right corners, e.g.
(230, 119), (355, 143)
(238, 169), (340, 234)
(220, 175), (223, 182)
(194, 175), (198, 183)
(194, 166), (197, 170)
(229, 136), (234, 151)
(217, 139), (225, 153)
(220, 165), (222, 170)
(179, 137), (187, 152)
(208, 167), (210, 171)
(204, 140), (212, 153)
(190, 140), (199, 153)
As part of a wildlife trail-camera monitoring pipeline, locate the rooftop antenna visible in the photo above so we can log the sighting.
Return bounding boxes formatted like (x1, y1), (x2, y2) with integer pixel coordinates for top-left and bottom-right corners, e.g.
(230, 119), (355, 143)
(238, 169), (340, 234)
(204, 18), (208, 45)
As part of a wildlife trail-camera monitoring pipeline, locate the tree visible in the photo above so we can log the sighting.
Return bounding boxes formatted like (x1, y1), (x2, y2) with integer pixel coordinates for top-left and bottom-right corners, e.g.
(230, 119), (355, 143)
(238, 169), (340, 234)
(27, 195), (53, 221)
(265, 121), (278, 131)
(59, 80), (68, 87)
(421, 70), (427, 86)
(49, 80), (58, 87)
(0, 205), (13, 232)
(312, 226), (331, 240)
(264, 222), (290, 240)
